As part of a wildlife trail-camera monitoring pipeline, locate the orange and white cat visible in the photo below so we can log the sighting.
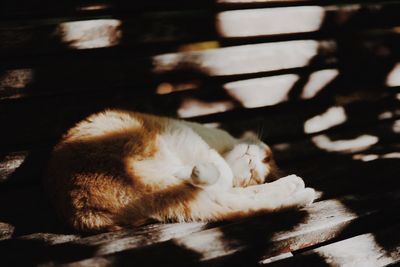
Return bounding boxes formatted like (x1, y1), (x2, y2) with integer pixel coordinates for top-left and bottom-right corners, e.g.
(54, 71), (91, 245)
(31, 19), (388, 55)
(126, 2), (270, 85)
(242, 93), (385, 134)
(44, 110), (315, 232)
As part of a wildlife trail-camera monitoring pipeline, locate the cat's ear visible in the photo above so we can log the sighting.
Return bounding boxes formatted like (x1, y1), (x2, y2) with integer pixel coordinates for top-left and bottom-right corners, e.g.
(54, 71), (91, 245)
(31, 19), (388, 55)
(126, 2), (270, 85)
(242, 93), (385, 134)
(240, 131), (258, 142)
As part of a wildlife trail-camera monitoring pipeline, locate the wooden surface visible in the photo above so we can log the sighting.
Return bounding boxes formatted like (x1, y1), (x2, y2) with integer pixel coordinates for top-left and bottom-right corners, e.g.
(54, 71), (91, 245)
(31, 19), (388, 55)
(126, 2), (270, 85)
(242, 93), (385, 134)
(268, 225), (400, 266)
(1, 0), (400, 266)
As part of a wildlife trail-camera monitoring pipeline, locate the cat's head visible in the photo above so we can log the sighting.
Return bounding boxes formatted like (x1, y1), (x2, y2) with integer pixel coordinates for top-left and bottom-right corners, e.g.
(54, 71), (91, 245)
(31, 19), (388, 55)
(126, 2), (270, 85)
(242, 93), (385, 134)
(224, 132), (281, 187)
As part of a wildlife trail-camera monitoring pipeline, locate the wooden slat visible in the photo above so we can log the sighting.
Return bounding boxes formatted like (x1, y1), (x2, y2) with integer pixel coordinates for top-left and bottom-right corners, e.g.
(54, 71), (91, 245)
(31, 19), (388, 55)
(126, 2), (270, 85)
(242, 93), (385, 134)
(38, 191), (400, 266)
(273, 121), (400, 163)
(216, 2), (400, 38)
(285, 146), (400, 200)
(0, 11), (215, 56)
(0, 0), (396, 21)
(152, 39), (334, 76)
(0, 91), (398, 188)
(1, 113), (398, 189)
(2, 143), (398, 264)
(1, 2), (400, 57)
(0, 83), (397, 149)
(0, 1), (216, 20)
(2, 29), (400, 100)
(151, 31), (400, 77)
(45, 223), (210, 264)
(267, 225), (400, 266)
(0, 220), (210, 265)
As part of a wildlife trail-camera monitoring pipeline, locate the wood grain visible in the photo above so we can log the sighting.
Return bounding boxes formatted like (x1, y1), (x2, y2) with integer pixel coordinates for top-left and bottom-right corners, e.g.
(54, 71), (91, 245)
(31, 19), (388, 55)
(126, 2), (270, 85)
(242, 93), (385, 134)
(1, 2), (400, 57)
(268, 224), (400, 266)
(43, 191), (400, 266)
(2, 29), (400, 100)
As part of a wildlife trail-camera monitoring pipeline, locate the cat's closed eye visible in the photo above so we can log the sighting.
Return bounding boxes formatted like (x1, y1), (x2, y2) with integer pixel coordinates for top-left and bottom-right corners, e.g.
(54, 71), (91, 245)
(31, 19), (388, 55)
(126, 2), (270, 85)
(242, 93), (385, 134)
(262, 156), (271, 163)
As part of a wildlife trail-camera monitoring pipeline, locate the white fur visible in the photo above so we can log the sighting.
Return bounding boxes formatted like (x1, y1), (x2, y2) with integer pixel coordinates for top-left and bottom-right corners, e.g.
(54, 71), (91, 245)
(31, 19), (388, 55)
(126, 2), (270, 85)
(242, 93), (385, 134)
(131, 119), (316, 222)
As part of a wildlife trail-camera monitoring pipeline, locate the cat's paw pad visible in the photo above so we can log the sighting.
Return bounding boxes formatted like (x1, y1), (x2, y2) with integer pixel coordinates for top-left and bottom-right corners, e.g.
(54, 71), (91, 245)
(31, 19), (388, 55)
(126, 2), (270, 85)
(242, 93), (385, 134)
(191, 162), (220, 186)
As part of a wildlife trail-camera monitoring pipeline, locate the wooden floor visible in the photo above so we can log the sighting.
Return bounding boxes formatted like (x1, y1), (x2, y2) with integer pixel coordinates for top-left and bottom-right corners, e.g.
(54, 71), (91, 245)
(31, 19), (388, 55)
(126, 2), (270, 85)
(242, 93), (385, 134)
(0, 117), (399, 266)
(1, 0), (400, 266)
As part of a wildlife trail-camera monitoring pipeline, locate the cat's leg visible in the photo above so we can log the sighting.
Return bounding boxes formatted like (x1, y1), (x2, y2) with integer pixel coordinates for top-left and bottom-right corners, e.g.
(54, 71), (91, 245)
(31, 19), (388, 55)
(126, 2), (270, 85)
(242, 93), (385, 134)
(213, 175), (315, 215)
(152, 175), (315, 222)
(174, 148), (234, 188)
(174, 162), (220, 186)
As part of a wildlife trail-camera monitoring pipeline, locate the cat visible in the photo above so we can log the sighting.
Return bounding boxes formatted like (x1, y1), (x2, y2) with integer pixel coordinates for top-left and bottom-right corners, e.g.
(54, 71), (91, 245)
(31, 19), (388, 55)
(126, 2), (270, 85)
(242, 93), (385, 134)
(44, 109), (315, 232)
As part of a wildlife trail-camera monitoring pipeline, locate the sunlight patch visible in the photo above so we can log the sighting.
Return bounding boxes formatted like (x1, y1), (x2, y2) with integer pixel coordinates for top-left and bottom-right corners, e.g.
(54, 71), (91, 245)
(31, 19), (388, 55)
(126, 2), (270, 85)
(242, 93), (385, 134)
(156, 81), (200, 95)
(224, 74), (299, 108)
(203, 122), (221, 128)
(0, 69), (34, 89)
(272, 143), (291, 151)
(393, 120), (400, 133)
(178, 97), (235, 118)
(0, 222), (14, 240)
(386, 63), (400, 87)
(216, 6), (325, 37)
(353, 152), (400, 162)
(77, 4), (112, 11)
(58, 19), (122, 49)
(314, 232), (398, 267)
(304, 106), (347, 134)
(378, 111), (394, 120)
(311, 134), (379, 153)
(174, 229), (239, 261)
(152, 40), (320, 76)
(301, 69), (339, 99)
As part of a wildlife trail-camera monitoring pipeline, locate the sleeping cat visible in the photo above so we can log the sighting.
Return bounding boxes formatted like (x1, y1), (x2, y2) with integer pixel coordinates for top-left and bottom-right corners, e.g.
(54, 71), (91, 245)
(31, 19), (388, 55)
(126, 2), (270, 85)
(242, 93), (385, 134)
(44, 110), (315, 232)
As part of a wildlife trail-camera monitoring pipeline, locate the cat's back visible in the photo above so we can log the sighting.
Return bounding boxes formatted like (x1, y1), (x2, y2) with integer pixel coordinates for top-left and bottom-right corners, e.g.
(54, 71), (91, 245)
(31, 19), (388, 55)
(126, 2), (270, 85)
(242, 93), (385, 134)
(46, 110), (170, 177)
(43, 110), (172, 230)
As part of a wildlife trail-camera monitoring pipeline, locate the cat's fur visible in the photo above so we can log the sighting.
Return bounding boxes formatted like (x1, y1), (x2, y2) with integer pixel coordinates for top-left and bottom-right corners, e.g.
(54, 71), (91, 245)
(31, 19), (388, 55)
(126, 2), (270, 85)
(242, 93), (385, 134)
(44, 110), (315, 232)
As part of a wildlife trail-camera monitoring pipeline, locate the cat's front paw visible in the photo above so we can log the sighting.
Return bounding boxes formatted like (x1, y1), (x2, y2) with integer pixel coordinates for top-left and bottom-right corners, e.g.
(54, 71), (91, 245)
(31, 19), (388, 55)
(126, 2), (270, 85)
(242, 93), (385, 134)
(254, 174), (316, 210)
(191, 162), (220, 186)
(274, 174), (305, 194)
(290, 188), (316, 208)
(277, 175), (315, 209)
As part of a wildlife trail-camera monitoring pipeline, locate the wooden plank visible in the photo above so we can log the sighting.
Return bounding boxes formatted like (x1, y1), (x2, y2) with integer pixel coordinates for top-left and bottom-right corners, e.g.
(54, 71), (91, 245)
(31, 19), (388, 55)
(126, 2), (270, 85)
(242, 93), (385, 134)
(1, 113), (398, 189)
(216, 2), (400, 38)
(1, 132), (398, 200)
(0, 1), (215, 20)
(273, 121), (400, 163)
(151, 30), (400, 77)
(0, 221), (210, 264)
(2, 29), (400, 99)
(218, 0), (400, 5)
(0, 0), (395, 21)
(152, 39), (332, 76)
(38, 191), (400, 266)
(15, 233), (80, 245)
(0, 11), (215, 56)
(2, 141), (398, 263)
(44, 223), (210, 264)
(0, 83), (397, 149)
(284, 145), (400, 200)
(0, 91), (398, 188)
(2, 2), (400, 56)
(267, 225), (400, 266)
